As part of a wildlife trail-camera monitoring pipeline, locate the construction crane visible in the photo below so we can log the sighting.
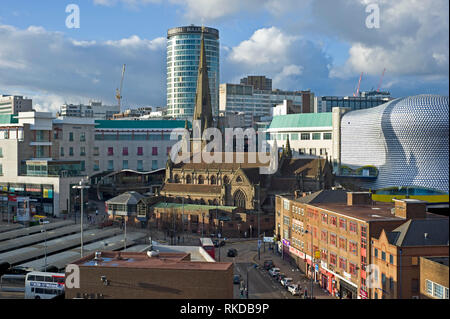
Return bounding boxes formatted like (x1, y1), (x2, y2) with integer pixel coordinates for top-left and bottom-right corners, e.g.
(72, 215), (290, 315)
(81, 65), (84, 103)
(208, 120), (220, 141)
(353, 72), (363, 97)
(115, 64), (126, 109)
(377, 68), (386, 92)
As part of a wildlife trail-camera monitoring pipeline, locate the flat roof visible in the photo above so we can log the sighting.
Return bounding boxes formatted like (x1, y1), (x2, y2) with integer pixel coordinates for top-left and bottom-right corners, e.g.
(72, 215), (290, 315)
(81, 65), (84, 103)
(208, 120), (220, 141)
(72, 251), (232, 271)
(268, 113), (332, 130)
(311, 202), (402, 222)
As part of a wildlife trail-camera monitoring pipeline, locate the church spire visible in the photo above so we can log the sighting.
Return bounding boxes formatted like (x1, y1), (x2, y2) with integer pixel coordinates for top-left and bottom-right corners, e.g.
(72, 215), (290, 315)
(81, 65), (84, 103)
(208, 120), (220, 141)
(192, 27), (213, 134)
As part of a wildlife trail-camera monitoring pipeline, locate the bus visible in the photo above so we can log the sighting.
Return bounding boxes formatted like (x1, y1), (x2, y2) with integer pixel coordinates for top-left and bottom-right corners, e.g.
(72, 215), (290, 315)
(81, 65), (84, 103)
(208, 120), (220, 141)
(199, 238), (215, 259)
(24, 271), (65, 299)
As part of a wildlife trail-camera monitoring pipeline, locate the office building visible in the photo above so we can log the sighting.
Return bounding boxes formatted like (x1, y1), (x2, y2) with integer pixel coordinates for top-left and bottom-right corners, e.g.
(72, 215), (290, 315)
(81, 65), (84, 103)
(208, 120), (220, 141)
(0, 95), (32, 115)
(314, 94), (392, 113)
(59, 100), (120, 120)
(267, 112), (333, 158)
(65, 251), (233, 299)
(219, 83), (314, 127)
(240, 75), (272, 91)
(166, 26), (219, 119)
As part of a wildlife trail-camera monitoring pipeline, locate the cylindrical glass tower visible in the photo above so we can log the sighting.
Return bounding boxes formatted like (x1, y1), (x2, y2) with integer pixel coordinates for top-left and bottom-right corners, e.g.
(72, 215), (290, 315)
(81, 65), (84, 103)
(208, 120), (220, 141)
(166, 26), (219, 119)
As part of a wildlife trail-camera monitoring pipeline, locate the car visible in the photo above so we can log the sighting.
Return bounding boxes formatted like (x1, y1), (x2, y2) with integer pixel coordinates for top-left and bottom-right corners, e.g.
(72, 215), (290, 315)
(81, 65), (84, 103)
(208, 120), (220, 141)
(268, 267), (280, 277)
(263, 260), (274, 270)
(277, 273), (286, 282)
(281, 277), (293, 287)
(213, 240), (226, 247)
(233, 275), (241, 284)
(227, 248), (238, 257)
(288, 284), (300, 296)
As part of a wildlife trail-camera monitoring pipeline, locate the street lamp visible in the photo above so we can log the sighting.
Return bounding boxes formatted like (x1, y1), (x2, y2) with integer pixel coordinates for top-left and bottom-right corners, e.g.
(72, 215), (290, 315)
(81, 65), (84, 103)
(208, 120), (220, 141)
(72, 177), (90, 258)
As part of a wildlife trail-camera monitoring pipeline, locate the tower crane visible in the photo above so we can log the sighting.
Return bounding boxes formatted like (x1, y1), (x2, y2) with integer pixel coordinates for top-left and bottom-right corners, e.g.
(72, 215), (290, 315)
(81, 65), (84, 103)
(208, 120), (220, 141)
(353, 72), (363, 97)
(115, 64), (126, 109)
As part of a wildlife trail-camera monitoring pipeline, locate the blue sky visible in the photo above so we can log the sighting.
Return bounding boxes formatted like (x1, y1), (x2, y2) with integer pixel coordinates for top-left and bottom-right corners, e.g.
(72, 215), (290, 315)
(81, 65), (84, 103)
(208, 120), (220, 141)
(0, 0), (448, 113)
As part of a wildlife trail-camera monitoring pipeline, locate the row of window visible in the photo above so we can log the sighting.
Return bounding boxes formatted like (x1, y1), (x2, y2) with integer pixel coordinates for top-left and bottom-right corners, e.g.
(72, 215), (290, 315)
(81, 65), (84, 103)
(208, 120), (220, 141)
(373, 248), (395, 264)
(60, 146), (169, 157)
(94, 159), (159, 171)
(271, 132), (332, 141)
(426, 280), (449, 299)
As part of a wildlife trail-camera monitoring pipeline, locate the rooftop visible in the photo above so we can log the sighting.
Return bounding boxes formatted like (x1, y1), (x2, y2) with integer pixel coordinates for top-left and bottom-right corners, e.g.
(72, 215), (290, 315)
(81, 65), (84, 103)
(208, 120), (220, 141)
(106, 191), (145, 205)
(152, 202), (237, 212)
(72, 251), (232, 271)
(387, 218), (449, 247)
(423, 256), (449, 267)
(313, 202), (401, 222)
(268, 113), (332, 130)
(95, 119), (188, 130)
(0, 114), (18, 124)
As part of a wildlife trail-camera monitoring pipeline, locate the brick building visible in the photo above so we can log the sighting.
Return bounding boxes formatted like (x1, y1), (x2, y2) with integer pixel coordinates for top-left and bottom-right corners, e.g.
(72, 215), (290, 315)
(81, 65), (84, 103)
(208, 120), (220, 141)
(65, 250), (233, 299)
(370, 200), (449, 299)
(274, 191), (433, 299)
(420, 257), (449, 299)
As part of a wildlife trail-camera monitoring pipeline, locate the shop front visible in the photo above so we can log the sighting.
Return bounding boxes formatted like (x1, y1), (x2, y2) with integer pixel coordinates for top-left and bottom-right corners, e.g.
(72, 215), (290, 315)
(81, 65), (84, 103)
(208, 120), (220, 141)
(289, 246), (306, 273)
(339, 278), (358, 299)
(320, 262), (334, 294)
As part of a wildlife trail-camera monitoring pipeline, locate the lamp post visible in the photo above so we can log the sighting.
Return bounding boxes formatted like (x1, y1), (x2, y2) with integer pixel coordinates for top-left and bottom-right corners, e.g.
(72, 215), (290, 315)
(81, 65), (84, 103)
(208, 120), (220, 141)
(305, 228), (314, 299)
(72, 177), (90, 258)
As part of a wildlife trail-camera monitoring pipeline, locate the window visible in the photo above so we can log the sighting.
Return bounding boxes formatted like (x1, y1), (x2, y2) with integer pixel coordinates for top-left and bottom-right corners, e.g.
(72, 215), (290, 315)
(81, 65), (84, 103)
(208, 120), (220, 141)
(321, 230), (328, 242)
(80, 132), (85, 142)
(309, 148), (316, 156)
(152, 147), (158, 155)
(93, 147), (99, 156)
(137, 160), (143, 171)
(339, 257), (347, 271)
(321, 249), (328, 262)
(312, 133), (321, 140)
(330, 233), (337, 246)
(0, 147), (3, 157)
(381, 273), (386, 287)
(107, 160), (114, 171)
(330, 253), (337, 266)
(69, 132), (74, 141)
(321, 213), (328, 224)
(122, 160), (128, 169)
(426, 280), (433, 295)
(349, 221), (357, 233)
(108, 147), (114, 156)
(283, 216), (290, 226)
(93, 160), (99, 171)
(339, 218), (347, 230)
(80, 146), (85, 156)
(69, 147), (74, 156)
(60, 147), (64, 156)
(323, 133), (332, 140)
(283, 200), (290, 210)
(152, 160), (158, 170)
(330, 216), (337, 227)
(374, 248), (378, 258)
(339, 237), (347, 250)
(349, 262), (357, 276)
(349, 241), (358, 255)
(301, 133), (310, 140)
(389, 254), (394, 264)
(123, 147), (128, 156)
(381, 251), (386, 261)
(389, 277), (394, 290)
(137, 147), (144, 156)
(0, 164), (2, 175)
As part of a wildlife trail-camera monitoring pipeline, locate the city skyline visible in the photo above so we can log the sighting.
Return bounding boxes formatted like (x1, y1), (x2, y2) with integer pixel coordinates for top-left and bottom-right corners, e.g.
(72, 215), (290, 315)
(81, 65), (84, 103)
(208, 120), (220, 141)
(0, 0), (448, 114)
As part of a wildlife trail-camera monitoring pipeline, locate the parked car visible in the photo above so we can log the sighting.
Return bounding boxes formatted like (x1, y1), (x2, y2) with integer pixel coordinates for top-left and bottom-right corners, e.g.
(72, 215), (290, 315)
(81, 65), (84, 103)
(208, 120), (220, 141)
(288, 284), (300, 296)
(233, 274), (242, 284)
(277, 273), (286, 282)
(281, 277), (293, 287)
(268, 267), (280, 277)
(227, 248), (238, 257)
(263, 260), (274, 270)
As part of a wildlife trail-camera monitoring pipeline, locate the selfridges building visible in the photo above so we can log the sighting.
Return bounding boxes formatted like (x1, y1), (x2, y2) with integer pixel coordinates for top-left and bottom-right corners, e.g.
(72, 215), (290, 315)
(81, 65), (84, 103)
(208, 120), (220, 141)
(340, 94), (449, 194)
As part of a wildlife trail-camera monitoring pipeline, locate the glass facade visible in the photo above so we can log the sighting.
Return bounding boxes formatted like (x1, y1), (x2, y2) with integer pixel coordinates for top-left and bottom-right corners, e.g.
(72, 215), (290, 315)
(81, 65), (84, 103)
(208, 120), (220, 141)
(167, 26), (219, 119)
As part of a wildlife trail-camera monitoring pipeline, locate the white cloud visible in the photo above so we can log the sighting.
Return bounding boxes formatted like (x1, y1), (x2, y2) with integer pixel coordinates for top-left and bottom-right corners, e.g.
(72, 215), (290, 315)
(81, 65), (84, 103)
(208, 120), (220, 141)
(311, 0), (449, 79)
(0, 24), (166, 114)
(93, 0), (161, 7)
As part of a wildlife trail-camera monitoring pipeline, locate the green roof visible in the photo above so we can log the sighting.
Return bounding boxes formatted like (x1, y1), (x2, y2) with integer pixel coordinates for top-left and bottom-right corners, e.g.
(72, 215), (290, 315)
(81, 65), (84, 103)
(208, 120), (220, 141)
(152, 202), (237, 212)
(0, 114), (18, 124)
(95, 119), (189, 129)
(269, 113), (332, 129)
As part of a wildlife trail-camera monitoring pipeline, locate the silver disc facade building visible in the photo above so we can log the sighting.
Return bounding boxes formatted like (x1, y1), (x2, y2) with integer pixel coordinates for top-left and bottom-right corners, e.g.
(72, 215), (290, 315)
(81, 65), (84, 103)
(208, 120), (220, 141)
(339, 95), (449, 195)
(166, 26), (219, 119)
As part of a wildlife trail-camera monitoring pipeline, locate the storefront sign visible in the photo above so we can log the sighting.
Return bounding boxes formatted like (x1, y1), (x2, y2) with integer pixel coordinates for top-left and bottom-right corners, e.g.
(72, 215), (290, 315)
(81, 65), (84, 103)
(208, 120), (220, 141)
(305, 254), (312, 261)
(289, 246), (305, 258)
(263, 237), (273, 243)
(314, 250), (321, 259)
(282, 239), (290, 247)
(360, 289), (368, 299)
(315, 264), (319, 272)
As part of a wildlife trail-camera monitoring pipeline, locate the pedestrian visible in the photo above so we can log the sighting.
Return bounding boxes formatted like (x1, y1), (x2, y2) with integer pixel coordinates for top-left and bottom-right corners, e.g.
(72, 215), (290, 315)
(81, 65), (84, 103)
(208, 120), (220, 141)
(245, 288), (248, 299)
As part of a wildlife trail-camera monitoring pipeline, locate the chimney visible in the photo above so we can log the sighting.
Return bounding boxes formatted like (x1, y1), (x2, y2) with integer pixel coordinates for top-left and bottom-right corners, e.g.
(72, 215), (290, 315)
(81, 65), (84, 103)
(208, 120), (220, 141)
(347, 192), (372, 206)
(393, 199), (427, 219)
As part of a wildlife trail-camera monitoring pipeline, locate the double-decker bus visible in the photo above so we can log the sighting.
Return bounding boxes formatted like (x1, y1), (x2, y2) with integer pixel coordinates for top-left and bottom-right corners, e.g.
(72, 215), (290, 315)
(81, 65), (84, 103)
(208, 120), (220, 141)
(199, 238), (215, 259)
(24, 271), (65, 299)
